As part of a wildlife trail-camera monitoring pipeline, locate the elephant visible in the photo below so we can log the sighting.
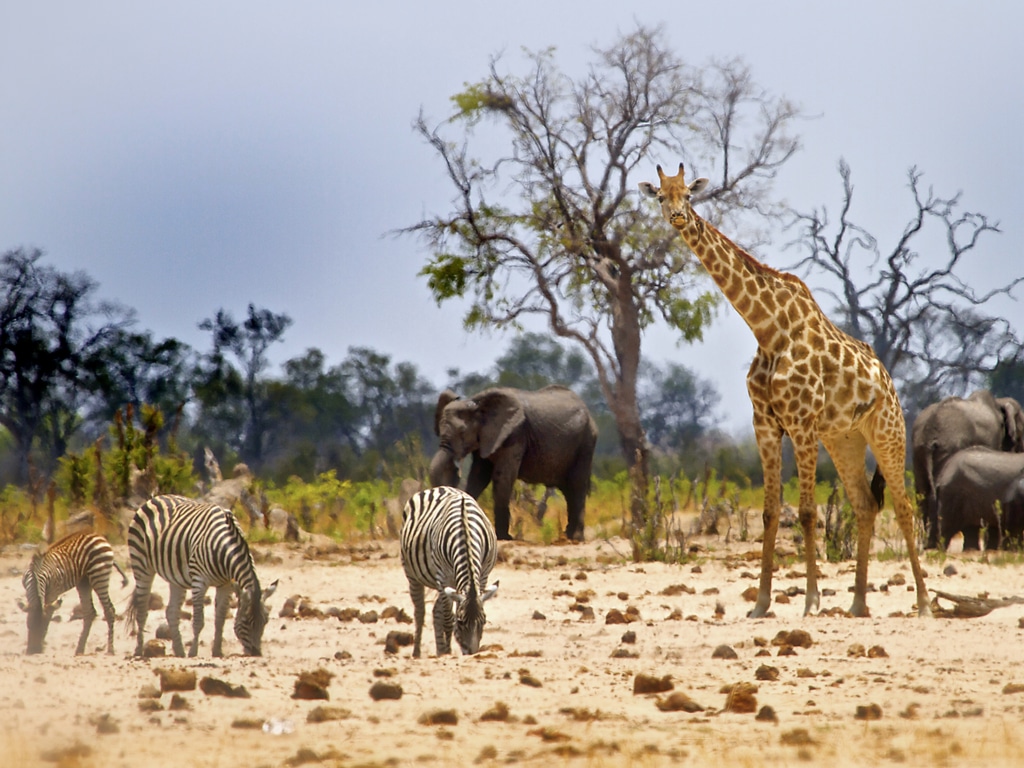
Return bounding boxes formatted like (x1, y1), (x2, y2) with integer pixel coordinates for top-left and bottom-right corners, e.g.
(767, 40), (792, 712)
(934, 447), (1024, 550)
(911, 390), (1024, 548)
(429, 385), (598, 541)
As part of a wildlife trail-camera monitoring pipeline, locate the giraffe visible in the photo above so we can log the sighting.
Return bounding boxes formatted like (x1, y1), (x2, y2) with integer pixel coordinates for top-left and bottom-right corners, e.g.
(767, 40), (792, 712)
(639, 163), (930, 618)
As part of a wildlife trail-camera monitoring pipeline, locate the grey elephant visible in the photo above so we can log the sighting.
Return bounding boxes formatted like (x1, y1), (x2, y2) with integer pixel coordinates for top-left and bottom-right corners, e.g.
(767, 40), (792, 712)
(934, 447), (1024, 550)
(911, 390), (1024, 548)
(429, 385), (598, 541)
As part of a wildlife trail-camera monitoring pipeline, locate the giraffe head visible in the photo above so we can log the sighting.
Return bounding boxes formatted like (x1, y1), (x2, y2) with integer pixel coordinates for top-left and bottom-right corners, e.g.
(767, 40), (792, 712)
(638, 163), (709, 229)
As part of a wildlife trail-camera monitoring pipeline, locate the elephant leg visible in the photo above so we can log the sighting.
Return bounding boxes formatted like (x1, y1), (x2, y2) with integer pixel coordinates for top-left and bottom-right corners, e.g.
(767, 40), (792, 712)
(562, 473), (589, 542)
(962, 526), (982, 551)
(489, 471), (516, 541)
(984, 522), (1001, 551)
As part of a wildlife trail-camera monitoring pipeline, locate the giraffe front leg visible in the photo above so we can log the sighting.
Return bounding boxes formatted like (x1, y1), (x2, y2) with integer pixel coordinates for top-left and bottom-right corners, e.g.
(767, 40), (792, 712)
(750, 418), (784, 618)
(791, 436), (822, 616)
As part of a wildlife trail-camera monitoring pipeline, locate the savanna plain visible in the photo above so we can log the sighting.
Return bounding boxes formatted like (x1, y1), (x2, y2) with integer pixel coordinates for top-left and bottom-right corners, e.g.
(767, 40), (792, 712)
(3, 508), (1024, 768)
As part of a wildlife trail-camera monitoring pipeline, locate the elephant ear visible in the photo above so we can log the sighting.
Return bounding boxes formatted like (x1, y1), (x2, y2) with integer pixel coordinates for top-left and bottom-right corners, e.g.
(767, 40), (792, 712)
(435, 389), (461, 436)
(475, 389), (526, 458)
(998, 397), (1024, 452)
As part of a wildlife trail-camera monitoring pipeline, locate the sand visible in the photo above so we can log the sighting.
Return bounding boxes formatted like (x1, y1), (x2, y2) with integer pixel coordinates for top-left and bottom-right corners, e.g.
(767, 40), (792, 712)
(3, 520), (1024, 768)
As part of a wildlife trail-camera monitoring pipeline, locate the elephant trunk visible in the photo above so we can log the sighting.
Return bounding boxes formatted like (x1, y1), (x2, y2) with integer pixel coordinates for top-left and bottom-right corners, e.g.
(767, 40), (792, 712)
(429, 449), (461, 489)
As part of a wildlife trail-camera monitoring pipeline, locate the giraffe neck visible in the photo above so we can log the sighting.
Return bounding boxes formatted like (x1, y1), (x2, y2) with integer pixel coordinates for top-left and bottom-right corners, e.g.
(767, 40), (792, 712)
(673, 212), (801, 346)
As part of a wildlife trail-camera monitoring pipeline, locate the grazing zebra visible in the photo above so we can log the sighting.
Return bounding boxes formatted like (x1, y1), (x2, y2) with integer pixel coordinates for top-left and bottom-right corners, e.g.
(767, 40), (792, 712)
(22, 532), (127, 655)
(125, 494), (277, 658)
(400, 486), (498, 657)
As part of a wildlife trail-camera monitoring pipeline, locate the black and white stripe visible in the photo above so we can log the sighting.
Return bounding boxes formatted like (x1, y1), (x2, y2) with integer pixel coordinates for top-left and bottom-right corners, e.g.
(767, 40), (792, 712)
(400, 486), (498, 657)
(125, 494), (276, 658)
(22, 532), (127, 655)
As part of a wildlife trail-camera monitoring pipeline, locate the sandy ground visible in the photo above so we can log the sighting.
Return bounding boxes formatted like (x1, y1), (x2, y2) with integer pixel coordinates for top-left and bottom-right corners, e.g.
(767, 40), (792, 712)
(3, 518), (1024, 768)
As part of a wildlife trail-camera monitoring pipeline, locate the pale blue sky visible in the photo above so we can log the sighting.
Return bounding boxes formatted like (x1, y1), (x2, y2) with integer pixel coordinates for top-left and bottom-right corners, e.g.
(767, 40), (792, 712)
(2, 2), (1021, 433)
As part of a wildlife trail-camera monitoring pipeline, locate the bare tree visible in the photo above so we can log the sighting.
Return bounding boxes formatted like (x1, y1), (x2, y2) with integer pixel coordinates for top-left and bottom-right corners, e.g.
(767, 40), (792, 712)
(786, 159), (1020, 416)
(404, 26), (801, 557)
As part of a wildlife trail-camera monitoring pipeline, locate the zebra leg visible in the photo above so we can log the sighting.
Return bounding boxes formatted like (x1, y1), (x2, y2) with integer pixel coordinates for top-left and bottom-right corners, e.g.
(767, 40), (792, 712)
(166, 585), (188, 658)
(409, 581), (426, 658)
(188, 582), (209, 658)
(432, 591), (453, 655)
(211, 585), (232, 658)
(74, 580), (97, 655)
(132, 571), (156, 657)
(97, 585), (117, 655)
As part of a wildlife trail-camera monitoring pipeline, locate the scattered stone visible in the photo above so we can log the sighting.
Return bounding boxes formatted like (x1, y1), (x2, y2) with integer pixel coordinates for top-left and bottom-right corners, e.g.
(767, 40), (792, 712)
(712, 644), (738, 660)
(380, 605), (412, 623)
(92, 713), (119, 735)
(714, 601), (726, 619)
(796, 668), (817, 679)
(661, 583), (695, 596)
(137, 684), (161, 699)
(373, 668), (397, 678)
(1002, 683), (1024, 695)
(780, 728), (815, 746)
(772, 630), (812, 648)
(369, 681), (403, 701)
(756, 705), (778, 723)
(774, 593), (791, 604)
(723, 682), (758, 714)
(39, 743), (92, 763)
(741, 586), (759, 602)
(633, 674), (673, 695)
(888, 573), (906, 586)
(777, 646), (798, 657)
(943, 564), (958, 576)
(293, 669), (333, 700)
(168, 694), (191, 711)
(520, 674), (543, 688)
(231, 718), (263, 729)
(480, 701), (510, 722)
(143, 639), (166, 658)
(155, 623), (174, 640)
(605, 608), (627, 625)
(899, 703), (920, 719)
(419, 709), (458, 726)
(532, 611), (546, 620)
(358, 610), (378, 624)
(610, 648), (638, 659)
(384, 630), (414, 654)
(199, 677), (251, 698)
(307, 706), (352, 723)
(867, 645), (888, 658)
(655, 692), (704, 712)
(527, 726), (571, 742)
(755, 665), (780, 681)
(156, 667), (197, 693)
(138, 699), (164, 713)
(855, 703), (883, 720)
(621, 630), (637, 644)
(847, 643), (866, 658)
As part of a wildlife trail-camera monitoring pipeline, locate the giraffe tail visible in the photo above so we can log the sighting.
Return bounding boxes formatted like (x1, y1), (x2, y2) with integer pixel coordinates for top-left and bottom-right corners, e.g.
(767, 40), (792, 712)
(870, 467), (886, 509)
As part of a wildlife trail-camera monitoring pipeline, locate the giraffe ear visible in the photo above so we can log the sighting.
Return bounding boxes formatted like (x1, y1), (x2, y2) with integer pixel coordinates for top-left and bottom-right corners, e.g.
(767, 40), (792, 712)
(638, 181), (659, 198)
(690, 177), (710, 195)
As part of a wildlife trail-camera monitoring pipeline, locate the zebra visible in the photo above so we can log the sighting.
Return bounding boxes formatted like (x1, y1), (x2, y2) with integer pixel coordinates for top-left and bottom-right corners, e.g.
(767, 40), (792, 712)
(400, 486), (498, 657)
(21, 532), (127, 655)
(125, 494), (277, 658)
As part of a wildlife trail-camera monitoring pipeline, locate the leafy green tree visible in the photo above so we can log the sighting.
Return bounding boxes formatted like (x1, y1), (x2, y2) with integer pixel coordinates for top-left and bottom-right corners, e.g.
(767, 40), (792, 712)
(0, 248), (133, 482)
(406, 25), (801, 553)
(194, 304), (292, 468)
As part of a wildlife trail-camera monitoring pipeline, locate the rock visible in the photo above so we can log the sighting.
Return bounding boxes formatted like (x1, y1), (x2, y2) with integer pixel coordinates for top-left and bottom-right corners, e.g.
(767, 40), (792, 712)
(723, 682), (758, 714)
(143, 639), (166, 658)
(755, 665), (780, 681)
(418, 709), (458, 725)
(756, 705), (778, 723)
(847, 643), (866, 658)
(384, 631), (414, 654)
(520, 674), (543, 688)
(168, 694), (191, 711)
(867, 645), (888, 658)
(156, 667), (196, 693)
(479, 701), (510, 722)
(293, 669), (333, 700)
(712, 644), (738, 660)
(621, 630), (636, 644)
(655, 692), (704, 712)
(369, 681), (403, 701)
(307, 706), (352, 723)
(855, 703), (883, 720)
(199, 677), (250, 698)
(633, 674), (673, 695)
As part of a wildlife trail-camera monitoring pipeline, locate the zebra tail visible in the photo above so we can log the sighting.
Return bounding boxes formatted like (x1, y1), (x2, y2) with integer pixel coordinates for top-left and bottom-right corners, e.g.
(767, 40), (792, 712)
(113, 560), (129, 588)
(120, 596), (138, 636)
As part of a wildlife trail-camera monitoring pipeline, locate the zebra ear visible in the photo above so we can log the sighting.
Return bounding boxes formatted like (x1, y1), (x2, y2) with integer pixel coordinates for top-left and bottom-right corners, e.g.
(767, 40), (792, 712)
(263, 579), (279, 602)
(482, 582), (499, 602)
(443, 587), (465, 603)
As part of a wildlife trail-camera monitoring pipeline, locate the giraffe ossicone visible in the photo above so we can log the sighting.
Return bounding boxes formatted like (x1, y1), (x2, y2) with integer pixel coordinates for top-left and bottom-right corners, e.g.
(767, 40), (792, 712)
(640, 162), (931, 619)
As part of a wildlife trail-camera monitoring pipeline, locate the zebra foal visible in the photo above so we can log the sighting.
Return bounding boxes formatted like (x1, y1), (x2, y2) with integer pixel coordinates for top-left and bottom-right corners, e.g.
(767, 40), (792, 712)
(22, 532), (127, 655)
(400, 486), (498, 657)
(125, 494), (277, 658)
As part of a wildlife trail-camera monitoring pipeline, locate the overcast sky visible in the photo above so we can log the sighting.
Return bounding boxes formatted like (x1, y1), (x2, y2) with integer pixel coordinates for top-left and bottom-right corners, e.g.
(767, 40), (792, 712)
(2, 2), (1022, 434)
